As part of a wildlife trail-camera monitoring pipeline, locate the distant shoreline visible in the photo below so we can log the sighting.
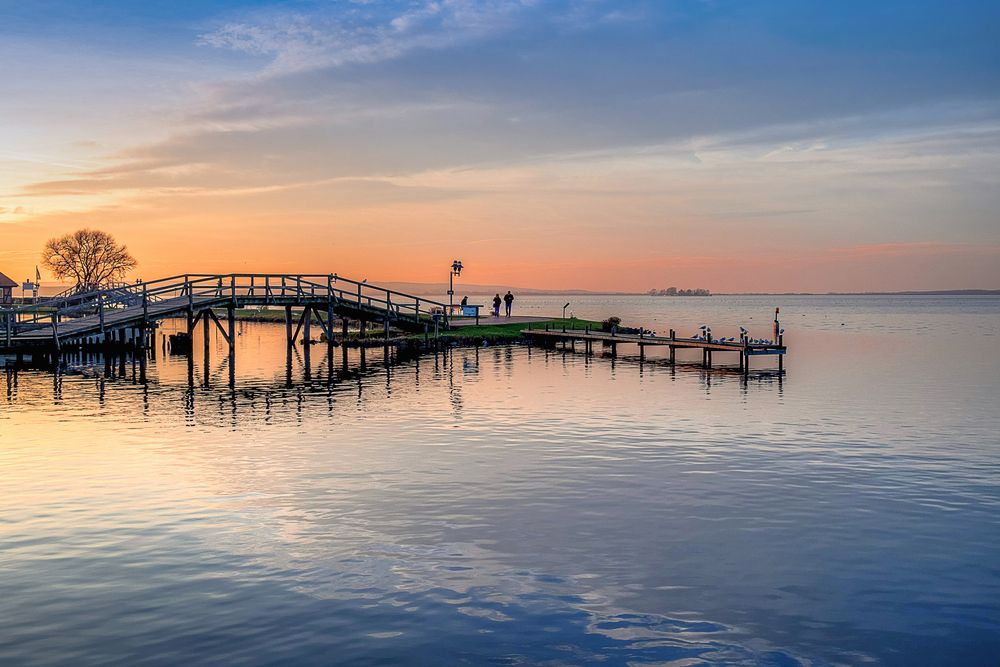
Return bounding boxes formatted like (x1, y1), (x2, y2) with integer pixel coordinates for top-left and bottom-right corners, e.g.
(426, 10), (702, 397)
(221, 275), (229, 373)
(451, 289), (1000, 297)
(712, 290), (1000, 296)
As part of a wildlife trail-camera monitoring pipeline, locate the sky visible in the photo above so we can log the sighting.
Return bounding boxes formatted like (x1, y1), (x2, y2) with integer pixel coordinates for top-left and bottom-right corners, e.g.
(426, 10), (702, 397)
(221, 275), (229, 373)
(1, 0), (999, 292)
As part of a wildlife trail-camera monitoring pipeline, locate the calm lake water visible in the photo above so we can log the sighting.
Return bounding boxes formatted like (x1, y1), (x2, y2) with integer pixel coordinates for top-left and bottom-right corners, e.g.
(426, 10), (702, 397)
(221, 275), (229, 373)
(2, 295), (999, 666)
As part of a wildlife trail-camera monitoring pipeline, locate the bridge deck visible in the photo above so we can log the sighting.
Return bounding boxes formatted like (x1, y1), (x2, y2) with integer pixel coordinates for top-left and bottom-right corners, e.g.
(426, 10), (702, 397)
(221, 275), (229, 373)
(2, 273), (450, 350)
(522, 328), (786, 354)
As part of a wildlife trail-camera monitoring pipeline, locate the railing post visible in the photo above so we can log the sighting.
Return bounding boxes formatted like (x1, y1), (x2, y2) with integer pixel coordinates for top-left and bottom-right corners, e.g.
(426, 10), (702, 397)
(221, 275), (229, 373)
(187, 276), (193, 311)
(99, 293), (105, 334)
(142, 284), (148, 321)
(231, 274), (236, 302)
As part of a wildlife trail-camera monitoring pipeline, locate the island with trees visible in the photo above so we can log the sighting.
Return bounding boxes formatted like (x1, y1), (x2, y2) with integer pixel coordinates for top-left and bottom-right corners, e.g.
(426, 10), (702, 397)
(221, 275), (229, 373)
(647, 287), (711, 296)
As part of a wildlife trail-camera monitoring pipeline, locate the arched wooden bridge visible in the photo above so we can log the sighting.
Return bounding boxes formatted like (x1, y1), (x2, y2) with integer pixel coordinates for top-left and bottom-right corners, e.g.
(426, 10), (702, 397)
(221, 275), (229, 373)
(1, 273), (449, 355)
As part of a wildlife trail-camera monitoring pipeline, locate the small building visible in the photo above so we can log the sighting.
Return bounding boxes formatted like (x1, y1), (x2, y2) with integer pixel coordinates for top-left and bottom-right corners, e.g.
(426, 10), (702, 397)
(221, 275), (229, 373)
(0, 272), (16, 304)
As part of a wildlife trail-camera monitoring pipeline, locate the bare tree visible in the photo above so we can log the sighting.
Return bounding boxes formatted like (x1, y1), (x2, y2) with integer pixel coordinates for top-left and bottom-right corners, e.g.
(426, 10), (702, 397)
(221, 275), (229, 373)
(41, 229), (137, 291)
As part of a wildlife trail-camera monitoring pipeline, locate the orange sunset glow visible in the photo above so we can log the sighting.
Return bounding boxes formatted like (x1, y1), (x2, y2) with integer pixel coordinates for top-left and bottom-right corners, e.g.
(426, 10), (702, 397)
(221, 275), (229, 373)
(2, 2), (999, 292)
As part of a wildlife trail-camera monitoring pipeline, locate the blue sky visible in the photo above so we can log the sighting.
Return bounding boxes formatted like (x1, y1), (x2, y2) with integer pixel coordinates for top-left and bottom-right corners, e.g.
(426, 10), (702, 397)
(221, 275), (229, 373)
(1, 0), (998, 290)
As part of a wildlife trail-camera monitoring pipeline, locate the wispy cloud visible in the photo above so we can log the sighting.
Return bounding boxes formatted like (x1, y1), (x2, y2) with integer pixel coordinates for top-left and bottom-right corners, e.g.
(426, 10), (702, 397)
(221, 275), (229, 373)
(199, 0), (555, 73)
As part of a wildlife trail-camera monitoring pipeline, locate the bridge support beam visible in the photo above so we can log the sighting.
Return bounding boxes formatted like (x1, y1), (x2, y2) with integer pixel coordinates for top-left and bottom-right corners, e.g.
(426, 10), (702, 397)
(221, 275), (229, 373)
(303, 306), (312, 372)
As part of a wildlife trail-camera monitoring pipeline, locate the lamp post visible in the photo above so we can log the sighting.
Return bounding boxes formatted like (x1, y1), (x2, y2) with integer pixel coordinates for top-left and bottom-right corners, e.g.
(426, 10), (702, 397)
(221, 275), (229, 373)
(448, 260), (463, 312)
(563, 302), (570, 320)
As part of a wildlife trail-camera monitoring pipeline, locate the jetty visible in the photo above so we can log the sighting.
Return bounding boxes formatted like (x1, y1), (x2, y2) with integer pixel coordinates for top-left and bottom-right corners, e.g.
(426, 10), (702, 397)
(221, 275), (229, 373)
(522, 323), (785, 374)
(1, 273), (788, 378)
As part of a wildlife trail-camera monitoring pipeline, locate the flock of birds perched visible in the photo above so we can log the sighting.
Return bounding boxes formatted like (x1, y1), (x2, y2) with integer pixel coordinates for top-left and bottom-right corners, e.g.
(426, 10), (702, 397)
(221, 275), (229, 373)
(686, 324), (784, 345)
(638, 325), (785, 345)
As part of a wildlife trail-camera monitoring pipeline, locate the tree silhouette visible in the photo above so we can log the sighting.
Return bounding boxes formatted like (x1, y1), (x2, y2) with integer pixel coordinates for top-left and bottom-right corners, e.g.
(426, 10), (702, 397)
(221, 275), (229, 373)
(41, 229), (137, 290)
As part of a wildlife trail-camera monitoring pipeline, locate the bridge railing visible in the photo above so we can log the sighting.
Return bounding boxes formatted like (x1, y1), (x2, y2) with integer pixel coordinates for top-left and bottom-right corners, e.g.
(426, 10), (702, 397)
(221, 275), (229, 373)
(2, 273), (450, 337)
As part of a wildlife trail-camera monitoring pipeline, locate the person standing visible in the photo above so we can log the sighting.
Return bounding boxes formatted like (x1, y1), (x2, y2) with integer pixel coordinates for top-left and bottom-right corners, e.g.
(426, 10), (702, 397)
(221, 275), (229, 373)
(492, 293), (502, 317)
(503, 290), (514, 317)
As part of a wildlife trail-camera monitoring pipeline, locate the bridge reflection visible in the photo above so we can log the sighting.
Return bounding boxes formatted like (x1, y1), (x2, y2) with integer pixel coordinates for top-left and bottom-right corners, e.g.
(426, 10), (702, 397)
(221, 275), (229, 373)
(6, 335), (783, 429)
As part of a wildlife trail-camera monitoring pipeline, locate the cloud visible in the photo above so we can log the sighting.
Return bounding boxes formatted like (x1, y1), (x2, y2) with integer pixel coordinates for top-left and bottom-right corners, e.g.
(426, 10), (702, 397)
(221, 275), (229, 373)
(828, 242), (1000, 259)
(198, 0), (554, 73)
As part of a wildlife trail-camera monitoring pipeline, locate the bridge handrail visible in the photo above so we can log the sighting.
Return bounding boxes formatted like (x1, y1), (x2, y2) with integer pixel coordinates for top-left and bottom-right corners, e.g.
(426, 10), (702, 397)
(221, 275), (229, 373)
(6, 273), (451, 334)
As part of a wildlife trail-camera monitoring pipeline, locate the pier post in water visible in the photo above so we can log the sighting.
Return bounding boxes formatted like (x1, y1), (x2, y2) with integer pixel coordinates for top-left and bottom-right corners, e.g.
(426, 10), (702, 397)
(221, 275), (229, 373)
(227, 305), (236, 380)
(203, 311), (210, 369)
(285, 306), (293, 347)
(303, 306), (312, 370)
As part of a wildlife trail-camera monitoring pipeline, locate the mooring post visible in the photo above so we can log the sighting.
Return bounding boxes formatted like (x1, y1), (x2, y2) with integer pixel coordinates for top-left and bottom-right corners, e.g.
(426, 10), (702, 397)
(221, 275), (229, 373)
(285, 305), (293, 347)
(303, 308), (312, 379)
(118, 328), (127, 377)
(342, 317), (349, 343)
(778, 332), (784, 373)
(51, 312), (60, 352)
(138, 325), (147, 384)
(227, 304), (236, 358)
(327, 300), (335, 356)
(384, 317), (389, 343)
(203, 310), (210, 367)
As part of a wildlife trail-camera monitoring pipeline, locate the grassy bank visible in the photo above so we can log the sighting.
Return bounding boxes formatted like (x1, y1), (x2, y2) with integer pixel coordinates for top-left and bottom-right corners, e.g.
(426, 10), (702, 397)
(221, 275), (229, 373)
(429, 318), (603, 342)
(227, 308), (607, 345)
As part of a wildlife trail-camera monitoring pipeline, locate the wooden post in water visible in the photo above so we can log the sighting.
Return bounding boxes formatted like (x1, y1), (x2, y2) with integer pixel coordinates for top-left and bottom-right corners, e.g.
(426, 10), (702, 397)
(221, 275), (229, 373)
(285, 305), (293, 347)
(227, 304), (236, 362)
(778, 331), (784, 373)
(303, 307), (312, 381)
(203, 311), (210, 367)
(327, 294), (335, 358)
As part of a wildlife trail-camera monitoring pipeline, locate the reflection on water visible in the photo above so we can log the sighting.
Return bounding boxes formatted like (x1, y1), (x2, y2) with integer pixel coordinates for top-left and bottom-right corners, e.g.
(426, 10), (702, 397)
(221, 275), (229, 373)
(2, 298), (1000, 666)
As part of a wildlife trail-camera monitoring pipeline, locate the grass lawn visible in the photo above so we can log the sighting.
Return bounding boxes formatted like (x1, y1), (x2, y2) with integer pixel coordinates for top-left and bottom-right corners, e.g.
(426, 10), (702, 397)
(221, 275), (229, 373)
(228, 308), (609, 343)
(434, 318), (604, 341)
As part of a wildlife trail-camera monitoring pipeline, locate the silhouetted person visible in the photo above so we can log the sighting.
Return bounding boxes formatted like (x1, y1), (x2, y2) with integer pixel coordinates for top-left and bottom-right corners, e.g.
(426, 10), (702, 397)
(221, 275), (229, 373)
(492, 294), (502, 317)
(460, 295), (468, 307)
(503, 291), (514, 317)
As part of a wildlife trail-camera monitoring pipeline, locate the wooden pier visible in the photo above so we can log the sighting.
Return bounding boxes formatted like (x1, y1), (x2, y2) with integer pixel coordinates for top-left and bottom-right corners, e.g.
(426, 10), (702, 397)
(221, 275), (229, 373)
(1, 273), (450, 362)
(522, 325), (786, 374)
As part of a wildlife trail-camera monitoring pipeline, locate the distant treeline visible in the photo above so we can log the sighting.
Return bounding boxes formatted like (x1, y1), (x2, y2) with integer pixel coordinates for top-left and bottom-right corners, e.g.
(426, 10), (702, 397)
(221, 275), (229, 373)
(648, 287), (711, 296)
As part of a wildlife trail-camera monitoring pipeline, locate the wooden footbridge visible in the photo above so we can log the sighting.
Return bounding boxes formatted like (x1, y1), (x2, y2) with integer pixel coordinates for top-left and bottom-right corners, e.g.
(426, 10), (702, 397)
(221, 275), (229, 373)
(522, 323), (786, 374)
(1, 273), (450, 359)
